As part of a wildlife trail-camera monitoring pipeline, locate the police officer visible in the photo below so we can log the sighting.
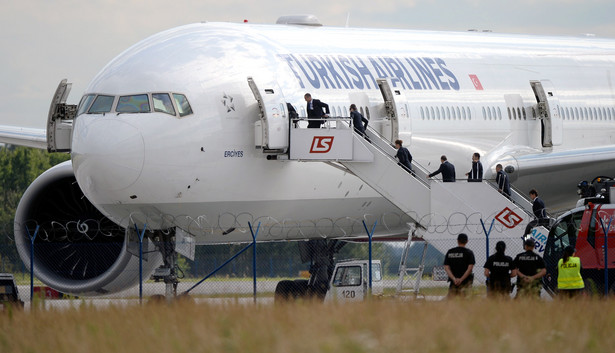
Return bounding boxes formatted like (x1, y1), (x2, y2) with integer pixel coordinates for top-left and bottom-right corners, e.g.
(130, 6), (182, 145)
(443, 233), (475, 298)
(557, 245), (585, 298)
(483, 241), (516, 297)
(513, 238), (546, 298)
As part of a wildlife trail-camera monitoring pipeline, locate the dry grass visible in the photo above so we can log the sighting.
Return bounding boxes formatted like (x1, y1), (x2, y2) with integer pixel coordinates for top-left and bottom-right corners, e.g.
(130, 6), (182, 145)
(1, 298), (614, 353)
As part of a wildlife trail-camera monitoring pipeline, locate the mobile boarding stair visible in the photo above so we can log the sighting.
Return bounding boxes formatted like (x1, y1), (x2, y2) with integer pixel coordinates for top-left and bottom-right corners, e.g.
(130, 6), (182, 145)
(248, 77), (536, 296)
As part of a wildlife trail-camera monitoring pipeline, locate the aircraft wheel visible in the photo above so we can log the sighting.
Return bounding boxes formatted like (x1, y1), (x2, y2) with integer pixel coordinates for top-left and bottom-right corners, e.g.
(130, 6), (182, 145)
(274, 280), (295, 302)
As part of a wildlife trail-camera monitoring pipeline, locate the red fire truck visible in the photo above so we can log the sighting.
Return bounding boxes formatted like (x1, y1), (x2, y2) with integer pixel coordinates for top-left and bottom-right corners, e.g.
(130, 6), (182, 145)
(542, 177), (615, 295)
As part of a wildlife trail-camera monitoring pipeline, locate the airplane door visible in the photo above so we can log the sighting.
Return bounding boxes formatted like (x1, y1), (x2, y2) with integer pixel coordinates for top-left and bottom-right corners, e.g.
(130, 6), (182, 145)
(248, 77), (288, 151)
(47, 79), (76, 152)
(377, 78), (405, 143)
(530, 80), (562, 147)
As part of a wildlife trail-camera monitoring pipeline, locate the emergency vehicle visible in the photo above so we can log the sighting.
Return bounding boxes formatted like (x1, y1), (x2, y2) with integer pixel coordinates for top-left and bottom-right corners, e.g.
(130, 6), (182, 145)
(542, 177), (615, 295)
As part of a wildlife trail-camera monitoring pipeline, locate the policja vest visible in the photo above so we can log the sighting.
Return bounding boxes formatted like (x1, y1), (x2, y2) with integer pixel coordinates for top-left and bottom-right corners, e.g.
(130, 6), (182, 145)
(557, 256), (584, 290)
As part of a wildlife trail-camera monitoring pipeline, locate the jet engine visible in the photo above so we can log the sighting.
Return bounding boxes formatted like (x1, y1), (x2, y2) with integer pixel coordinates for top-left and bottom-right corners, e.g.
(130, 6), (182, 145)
(13, 161), (162, 296)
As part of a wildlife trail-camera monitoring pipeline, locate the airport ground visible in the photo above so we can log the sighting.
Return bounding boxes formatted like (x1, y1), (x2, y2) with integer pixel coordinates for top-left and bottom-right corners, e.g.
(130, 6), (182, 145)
(13, 278), (451, 310)
(1, 296), (613, 353)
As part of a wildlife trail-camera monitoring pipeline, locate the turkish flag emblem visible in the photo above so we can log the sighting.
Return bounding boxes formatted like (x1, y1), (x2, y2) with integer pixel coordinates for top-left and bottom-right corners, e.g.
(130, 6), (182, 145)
(469, 74), (483, 90)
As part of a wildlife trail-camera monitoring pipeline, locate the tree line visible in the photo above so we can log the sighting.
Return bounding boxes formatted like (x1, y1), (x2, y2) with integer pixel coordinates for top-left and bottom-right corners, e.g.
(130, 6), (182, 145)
(0, 146), (70, 272)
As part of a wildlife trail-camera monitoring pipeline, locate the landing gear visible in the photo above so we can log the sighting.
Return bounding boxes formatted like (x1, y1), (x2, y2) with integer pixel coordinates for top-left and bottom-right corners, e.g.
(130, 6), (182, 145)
(274, 239), (345, 302)
(151, 229), (181, 301)
(274, 279), (308, 301)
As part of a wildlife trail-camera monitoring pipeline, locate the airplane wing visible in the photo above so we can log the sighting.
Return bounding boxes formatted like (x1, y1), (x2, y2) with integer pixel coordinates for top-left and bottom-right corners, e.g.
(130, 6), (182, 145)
(509, 145), (615, 174)
(500, 144), (615, 211)
(0, 125), (47, 149)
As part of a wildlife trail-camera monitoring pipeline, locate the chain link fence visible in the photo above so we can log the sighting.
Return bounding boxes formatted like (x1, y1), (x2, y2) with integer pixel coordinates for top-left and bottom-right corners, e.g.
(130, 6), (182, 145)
(1, 221), (613, 309)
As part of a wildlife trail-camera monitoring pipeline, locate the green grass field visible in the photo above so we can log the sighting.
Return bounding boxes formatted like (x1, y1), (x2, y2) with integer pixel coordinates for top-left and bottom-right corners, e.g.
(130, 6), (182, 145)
(1, 297), (614, 353)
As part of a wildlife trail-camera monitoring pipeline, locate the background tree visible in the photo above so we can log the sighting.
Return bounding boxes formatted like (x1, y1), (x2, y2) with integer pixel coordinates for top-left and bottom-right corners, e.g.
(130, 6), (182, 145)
(0, 146), (69, 272)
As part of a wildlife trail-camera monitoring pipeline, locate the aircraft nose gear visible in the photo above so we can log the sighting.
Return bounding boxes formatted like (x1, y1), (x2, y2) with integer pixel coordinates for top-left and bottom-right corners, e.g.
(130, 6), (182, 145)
(151, 230), (181, 301)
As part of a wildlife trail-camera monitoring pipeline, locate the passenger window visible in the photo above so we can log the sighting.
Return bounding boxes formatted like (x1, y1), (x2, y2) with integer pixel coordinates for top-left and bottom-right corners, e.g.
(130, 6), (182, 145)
(173, 94), (193, 117)
(77, 94), (96, 116)
(117, 94), (150, 113)
(152, 93), (176, 116)
(88, 95), (115, 114)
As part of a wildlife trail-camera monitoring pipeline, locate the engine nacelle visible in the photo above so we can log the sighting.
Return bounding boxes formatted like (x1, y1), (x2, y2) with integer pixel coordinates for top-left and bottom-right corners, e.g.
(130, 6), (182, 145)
(14, 161), (162, 296)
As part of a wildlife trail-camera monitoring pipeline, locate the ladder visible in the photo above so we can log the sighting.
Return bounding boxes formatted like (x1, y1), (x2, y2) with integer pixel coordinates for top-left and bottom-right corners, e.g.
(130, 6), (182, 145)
(396, 227), (429, 298)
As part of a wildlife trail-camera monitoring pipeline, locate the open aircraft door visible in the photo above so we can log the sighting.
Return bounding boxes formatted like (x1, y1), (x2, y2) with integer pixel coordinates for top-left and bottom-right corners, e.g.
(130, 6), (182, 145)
(47, 79), (76, 152)
(377, 78), (406, 144)
(530, 80), (562, 147)
(248, 77), (289, 152)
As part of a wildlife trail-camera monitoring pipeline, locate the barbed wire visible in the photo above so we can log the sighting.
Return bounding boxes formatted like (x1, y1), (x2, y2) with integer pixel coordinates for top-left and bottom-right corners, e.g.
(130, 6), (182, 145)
(1, 208), (561, 244)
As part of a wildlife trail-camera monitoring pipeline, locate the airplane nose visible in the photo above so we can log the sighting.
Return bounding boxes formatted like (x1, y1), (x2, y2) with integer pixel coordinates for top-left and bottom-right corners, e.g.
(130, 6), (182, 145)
(72, 118), (145, 192)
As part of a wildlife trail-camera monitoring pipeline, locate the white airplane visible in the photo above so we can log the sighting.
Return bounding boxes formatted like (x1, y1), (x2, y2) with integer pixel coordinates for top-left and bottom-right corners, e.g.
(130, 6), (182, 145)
(2, 15), (615, 297)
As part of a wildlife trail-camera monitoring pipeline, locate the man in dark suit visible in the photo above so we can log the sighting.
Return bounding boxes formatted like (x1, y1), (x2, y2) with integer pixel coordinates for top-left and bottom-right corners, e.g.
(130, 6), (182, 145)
(349, 104), (368, 136)
(304, 93), (330, 128)
(428, 155), (456, 182)
(524, 188), (548, 236)
(495, 164), (511, 198)
(394, 139), (413, 174)
(465, 152), (483, 182)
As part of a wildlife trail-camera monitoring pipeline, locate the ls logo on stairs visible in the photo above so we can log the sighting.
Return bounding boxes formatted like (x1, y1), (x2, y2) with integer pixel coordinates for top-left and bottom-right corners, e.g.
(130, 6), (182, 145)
(495, 207), (523, 229)
(310, 136), (334, 153)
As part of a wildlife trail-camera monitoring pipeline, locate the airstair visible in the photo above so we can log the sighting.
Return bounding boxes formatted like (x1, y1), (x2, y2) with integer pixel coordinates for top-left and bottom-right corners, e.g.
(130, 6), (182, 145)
(248, 76), (538, 294)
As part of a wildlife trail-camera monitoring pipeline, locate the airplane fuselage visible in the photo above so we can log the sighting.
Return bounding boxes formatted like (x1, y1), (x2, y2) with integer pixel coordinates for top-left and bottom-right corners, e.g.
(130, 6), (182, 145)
(70, 22), (615, 243)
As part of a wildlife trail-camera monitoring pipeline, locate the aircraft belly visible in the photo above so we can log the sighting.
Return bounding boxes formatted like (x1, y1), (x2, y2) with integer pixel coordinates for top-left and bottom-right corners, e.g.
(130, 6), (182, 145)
(97, 197), (412, 243)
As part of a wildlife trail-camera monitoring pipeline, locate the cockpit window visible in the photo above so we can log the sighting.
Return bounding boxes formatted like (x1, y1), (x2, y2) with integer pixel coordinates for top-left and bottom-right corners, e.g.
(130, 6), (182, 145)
(117, 94), (151, 113)
(77, 94), (96, 116)
(152, 93), (176, 116)
(173, 93), (193, 117)
(88, 95), (115, 114)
